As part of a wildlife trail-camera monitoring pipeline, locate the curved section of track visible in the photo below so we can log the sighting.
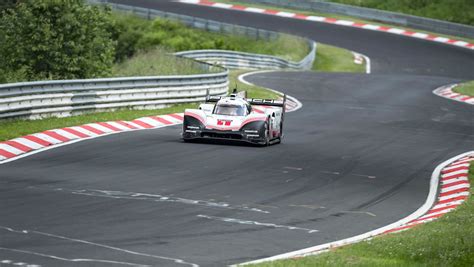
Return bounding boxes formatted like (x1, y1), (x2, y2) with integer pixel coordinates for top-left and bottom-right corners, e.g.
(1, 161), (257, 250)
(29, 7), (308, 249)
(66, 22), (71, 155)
(1, 1), (473, 266)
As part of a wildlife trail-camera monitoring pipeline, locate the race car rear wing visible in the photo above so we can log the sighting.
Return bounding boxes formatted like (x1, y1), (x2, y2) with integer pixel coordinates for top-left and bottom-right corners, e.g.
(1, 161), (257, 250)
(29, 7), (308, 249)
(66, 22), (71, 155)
(247, 97), (285, 107)
(206, 94), (287, 108)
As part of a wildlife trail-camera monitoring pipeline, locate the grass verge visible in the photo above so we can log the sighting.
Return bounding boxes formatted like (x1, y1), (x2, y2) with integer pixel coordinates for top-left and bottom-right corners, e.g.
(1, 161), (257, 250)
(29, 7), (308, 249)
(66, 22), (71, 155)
(453, 81), (474, 97)
(313, 43), (365, 73)
(211, 0), (474, 45)
(253, 163), (474, 267)
(111, 47), (217, 76)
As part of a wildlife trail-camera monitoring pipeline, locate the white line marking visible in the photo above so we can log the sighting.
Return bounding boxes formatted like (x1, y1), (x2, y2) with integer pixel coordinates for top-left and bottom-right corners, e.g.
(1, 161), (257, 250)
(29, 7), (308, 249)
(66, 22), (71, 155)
(0, 247), (146, 267)
(197, 215), (319, 233)
(0, 226), (199, 267)
(66, 188), (269, 213)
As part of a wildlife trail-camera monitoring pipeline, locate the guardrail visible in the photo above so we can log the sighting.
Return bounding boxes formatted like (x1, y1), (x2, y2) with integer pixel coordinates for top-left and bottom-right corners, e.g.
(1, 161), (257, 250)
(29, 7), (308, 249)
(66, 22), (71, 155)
(175, 42), (316, 70)
(0, 72), (229, 120)
(238, 0), (474, 39)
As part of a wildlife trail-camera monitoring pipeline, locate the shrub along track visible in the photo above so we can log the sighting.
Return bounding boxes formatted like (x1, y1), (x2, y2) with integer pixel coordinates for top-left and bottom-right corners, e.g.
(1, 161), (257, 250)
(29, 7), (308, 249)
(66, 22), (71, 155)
(0, 0), (473, 266)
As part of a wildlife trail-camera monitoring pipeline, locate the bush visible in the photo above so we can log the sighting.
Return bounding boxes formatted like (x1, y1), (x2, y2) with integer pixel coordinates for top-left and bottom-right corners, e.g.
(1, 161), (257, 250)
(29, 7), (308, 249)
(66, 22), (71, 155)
(0, 0), (116, 83)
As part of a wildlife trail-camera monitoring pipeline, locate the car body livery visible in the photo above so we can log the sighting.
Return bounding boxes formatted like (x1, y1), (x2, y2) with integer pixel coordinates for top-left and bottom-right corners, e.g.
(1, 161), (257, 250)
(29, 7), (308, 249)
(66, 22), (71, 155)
(182, 92), (285, 145)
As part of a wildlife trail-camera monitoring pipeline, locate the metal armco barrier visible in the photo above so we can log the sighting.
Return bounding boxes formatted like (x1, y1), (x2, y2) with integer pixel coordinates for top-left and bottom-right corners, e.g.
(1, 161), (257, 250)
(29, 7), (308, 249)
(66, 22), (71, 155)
(175, 42), (317, 70)
(0, 72), (229, 120)
(237, 0), (474, 39)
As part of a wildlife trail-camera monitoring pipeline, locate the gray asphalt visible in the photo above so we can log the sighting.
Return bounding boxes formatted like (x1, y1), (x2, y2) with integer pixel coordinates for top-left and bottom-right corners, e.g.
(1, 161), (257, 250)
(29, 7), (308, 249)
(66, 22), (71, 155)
(1, 1), (473, 266)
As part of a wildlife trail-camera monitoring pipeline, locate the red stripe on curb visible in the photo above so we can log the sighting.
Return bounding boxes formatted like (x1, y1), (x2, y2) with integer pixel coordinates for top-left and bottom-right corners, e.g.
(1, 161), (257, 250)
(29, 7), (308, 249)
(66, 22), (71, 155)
(80, 125), (105, 135)
(442, 165), (469, 174)
(43, 131), (69, 142)
(232, 5), (247, 11)
(436, 195), (468, 205)
(98, 122), (122, 132)
(0, 149), (17, 159)
(23, 135), (51, 147)
(426, 204), (459, 215)
(2, 141), (33, 153)
(168, 113), (184, 121)
(263, 9), (279, 15)
(62, 128), (89, 138)
(439, 187), (470, 198)
(131, 120), (154, 129)
(294, 14), (308, 20)
(412, 213), (444, 223)
(352, 22), (366, 27)
(442, 180), (470, 189)
(324, 18), (338, 23)
(150, 116), (174, 125)
(442, 173), (469, 180)
(115, 121), (138, 130)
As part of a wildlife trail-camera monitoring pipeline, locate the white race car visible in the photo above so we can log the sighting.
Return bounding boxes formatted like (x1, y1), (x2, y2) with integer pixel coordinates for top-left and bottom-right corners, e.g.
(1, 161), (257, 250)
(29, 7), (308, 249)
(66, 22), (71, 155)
(182, 91), (285, 145)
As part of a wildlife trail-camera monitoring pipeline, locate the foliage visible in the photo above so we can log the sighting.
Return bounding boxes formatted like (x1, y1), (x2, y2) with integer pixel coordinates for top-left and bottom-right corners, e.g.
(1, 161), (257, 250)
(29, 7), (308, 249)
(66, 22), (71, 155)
(329, 0), (474, 26)
(0, 0), (116, 83)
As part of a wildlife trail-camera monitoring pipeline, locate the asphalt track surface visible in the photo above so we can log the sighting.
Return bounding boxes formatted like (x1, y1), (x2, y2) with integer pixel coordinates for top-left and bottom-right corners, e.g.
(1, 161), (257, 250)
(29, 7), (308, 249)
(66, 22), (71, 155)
(1, 1), (474, 266)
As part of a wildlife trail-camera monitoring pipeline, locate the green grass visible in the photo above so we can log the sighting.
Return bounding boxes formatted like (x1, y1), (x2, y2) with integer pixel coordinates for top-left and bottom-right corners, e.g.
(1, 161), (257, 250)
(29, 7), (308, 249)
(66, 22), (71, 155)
(111, 47), (215, 76)
(453, 81), (474, 97)
(211, 0), (474, 44)
(329, 0), (474, 27)
(0, 104), (196, 142)
(253, 163), (474, 267)
(313, 43), (366, 73)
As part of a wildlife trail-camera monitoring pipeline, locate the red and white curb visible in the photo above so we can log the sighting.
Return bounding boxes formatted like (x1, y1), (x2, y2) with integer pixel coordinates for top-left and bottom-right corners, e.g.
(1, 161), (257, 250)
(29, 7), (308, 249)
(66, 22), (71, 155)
(238, 151), (473, 265)
(177, 0), (474, 51)
(433, 84), (474, 105)
(0, 113), (185, 164)
(384, 154), (472, 233)
(0, 100), (299, 164)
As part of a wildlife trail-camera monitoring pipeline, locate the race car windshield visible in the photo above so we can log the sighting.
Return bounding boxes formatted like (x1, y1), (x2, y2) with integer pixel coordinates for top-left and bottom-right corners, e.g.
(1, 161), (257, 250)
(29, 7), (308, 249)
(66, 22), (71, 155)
(214, 104), (246, 116)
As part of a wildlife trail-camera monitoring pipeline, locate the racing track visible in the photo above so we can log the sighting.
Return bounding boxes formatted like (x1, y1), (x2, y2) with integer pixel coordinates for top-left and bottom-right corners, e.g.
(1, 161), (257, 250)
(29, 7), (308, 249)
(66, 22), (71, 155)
(1, 1), (474, 266)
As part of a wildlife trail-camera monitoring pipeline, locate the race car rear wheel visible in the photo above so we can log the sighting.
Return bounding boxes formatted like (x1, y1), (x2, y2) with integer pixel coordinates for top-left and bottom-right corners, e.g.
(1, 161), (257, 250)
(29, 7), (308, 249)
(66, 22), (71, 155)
(263, 120), (270, 146)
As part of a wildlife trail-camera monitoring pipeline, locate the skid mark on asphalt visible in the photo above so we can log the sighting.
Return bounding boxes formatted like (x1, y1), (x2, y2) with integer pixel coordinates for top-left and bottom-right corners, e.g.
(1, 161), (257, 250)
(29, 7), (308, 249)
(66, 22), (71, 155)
(58, 188), (269, 214)
(0, 226), (199, 267)
(197, 215), (319, 233)
(0, 247), (145, 267)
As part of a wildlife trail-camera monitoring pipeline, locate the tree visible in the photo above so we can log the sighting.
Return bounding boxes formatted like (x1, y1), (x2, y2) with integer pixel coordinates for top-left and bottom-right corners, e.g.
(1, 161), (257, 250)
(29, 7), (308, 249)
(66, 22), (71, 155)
(0, 0), (116, 82)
